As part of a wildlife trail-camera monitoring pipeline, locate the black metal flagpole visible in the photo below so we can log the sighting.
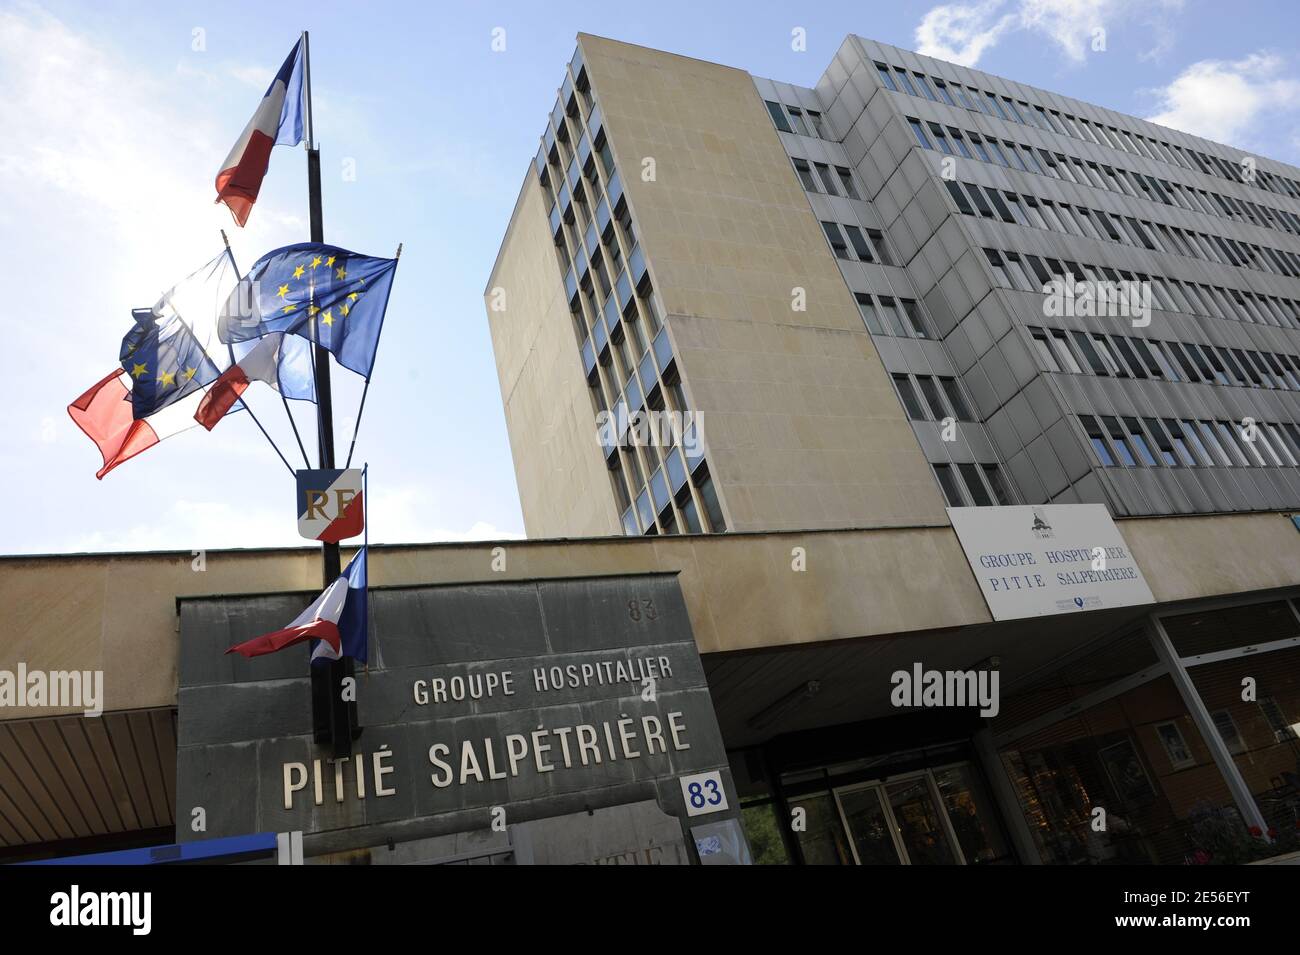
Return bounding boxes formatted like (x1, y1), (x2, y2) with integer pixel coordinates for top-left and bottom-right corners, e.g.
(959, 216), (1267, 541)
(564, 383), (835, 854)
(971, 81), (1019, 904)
(302, 30), (358, 758)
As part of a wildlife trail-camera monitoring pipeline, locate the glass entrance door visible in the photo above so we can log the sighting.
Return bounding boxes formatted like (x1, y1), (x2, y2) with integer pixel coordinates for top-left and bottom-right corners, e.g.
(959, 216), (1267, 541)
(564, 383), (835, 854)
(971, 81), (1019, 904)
(831, 770), (966, 864)
(834, 787), (903, 864)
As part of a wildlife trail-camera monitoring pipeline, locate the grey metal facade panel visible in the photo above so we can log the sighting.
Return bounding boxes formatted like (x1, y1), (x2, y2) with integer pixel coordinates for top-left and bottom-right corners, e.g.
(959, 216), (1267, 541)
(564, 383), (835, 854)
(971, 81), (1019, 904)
(814, 40), (1300, 515)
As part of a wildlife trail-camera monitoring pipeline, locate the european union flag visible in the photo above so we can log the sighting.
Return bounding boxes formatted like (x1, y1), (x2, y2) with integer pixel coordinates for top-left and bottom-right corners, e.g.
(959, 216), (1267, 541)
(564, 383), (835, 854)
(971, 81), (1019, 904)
(120, 308), (223, 419)
(118, 250), (239, 420)
(218, 242), (397, 381)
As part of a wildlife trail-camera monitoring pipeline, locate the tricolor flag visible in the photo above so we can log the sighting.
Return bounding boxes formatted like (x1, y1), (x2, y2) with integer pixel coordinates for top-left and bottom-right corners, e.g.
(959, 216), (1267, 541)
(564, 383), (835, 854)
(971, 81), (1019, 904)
(215, 38), (306, 227)
(69, 252), (240, 478)
(193, 330), (314, 430)
(226, 547), (368, 664)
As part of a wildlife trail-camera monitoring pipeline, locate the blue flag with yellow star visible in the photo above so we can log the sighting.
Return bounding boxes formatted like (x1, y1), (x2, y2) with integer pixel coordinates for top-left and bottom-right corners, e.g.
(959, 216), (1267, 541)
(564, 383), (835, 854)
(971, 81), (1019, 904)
(218, 242), (397, 381)
(119, 251), (240, 420)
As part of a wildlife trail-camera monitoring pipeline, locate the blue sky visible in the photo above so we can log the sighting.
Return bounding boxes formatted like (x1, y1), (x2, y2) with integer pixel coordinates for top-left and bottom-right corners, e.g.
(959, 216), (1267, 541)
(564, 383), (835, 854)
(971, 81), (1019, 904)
(3, 0), (1299, 553)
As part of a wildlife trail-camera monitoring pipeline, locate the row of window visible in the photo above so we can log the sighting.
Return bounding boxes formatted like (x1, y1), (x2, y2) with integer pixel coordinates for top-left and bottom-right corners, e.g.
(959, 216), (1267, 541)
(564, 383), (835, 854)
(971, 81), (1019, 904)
(820, 220), (897, 266)
(854, 293), (933, 339)
(877, 58), (1300, 204)
(1078, 414), (1300, 470)
(792, 157), (861, 199)
(906, 114), (1300, 246)
(945, 174), (1300, 282)
(765, 99), (832, 140)
(541, 52), (726, 539)
(932, 462), (1015, 507)
(1025, 323), (1300, 393)
(891, 371), (976, 422)
(982, 245), (1300, 334)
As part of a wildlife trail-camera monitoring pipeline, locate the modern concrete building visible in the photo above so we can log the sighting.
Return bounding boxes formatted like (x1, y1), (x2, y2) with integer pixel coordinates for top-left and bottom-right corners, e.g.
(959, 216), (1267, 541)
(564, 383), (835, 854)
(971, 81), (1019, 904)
(475, 33), (1300, 864)
(488, 34), (1300, 536)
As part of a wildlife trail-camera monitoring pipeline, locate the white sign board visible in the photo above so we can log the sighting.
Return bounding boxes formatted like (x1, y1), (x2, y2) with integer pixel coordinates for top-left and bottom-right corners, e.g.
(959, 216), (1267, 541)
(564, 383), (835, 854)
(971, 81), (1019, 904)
(679, 770), (729, 817)
(946, 504), (1155, 622)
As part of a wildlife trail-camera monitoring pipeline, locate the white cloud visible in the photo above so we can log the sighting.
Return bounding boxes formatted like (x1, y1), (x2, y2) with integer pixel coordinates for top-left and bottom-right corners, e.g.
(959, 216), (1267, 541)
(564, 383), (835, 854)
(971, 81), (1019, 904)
(914, 0), (1184, 67)
(1146, 52), (1300, 145)
(916, 1), (1017, 67)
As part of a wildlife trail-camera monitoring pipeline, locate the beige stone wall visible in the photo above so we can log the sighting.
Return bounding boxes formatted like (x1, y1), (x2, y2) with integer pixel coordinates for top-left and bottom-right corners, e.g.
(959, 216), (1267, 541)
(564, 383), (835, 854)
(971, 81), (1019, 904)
(1122, 512), (1300, 605)
(577, 34), (948, 531)
(5, 510), (1300, 719)
(485, 174), (622, 539)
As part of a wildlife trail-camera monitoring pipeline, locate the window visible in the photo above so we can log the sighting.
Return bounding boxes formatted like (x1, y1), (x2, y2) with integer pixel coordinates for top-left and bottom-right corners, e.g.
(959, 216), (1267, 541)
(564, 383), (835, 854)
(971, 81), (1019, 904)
(875, 297), (907, 336)
(1142, 418), (1180, 466)
(1091, 335), (1125, 376)
(940, 378), (974, 421)
(821, 221), (850, 259)
(855, 293), (884, 334)
(765, 100), (792, 133)
(933, 464), (966, 506)
(1215, 421), (1256, 466)
(1195, 420), (1234, 466)
(1124, 418), (1159, 466)
(1111, 337), (1148, 379)
(985, 188), (1015, 223)
(892, 374), (928, 420)
(893, 68), (918, 97)
(786, 107), (811, 137)
(1049, 330), (1083, 373)
(814, 161), (839, 195)
(867, 229), (895, 266)
(916, 375), (949, 419)
(1002, 253), (1035, 291)
(835, 166), (860, 199)
(1080, 415), (1116, 466)
(958, 463), (993, 506)
(984, 249), (1012, 287)
(982, 464), (1013, 504)
(1163, 419), (1201, 466)
(793, 158), (818, 192)
(932, 78), (957, 107)
(900, 299), (932, 338)
(694, 471), (726, 532)
(965, 183), (996, 218)
(928, 123), (954, 155)
(875, 62), (898, 91)
(844, 224), (873, 261)
(945, 180), (975, 216)
(912, 73), (939, 101)
(1071, 332), (1109, 376)
(1101, 416), (1139, 466)
(948, 128), (974, 159)
(808, 110), (829, 139)
(907, 118), (932, 149)
(1002, 193), (1030, 226)
(1031, 329), (1061, 372)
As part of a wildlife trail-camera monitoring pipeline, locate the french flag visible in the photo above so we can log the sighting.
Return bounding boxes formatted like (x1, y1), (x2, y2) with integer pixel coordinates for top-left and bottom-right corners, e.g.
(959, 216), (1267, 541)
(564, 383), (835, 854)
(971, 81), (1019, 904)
(194, 331), (288, 430)
(215, 39), (306, 227)
(226, 547), (368, 663)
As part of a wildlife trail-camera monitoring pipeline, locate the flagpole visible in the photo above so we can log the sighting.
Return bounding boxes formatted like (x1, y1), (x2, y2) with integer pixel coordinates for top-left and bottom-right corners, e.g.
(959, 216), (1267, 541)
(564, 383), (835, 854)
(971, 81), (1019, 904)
(302, 29), (355, 759)
(218, 230), (307, 471)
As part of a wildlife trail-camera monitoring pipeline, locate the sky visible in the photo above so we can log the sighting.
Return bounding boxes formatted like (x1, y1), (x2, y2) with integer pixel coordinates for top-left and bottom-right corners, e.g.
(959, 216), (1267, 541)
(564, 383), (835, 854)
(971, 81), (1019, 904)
(3, 0), (1299, 554)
